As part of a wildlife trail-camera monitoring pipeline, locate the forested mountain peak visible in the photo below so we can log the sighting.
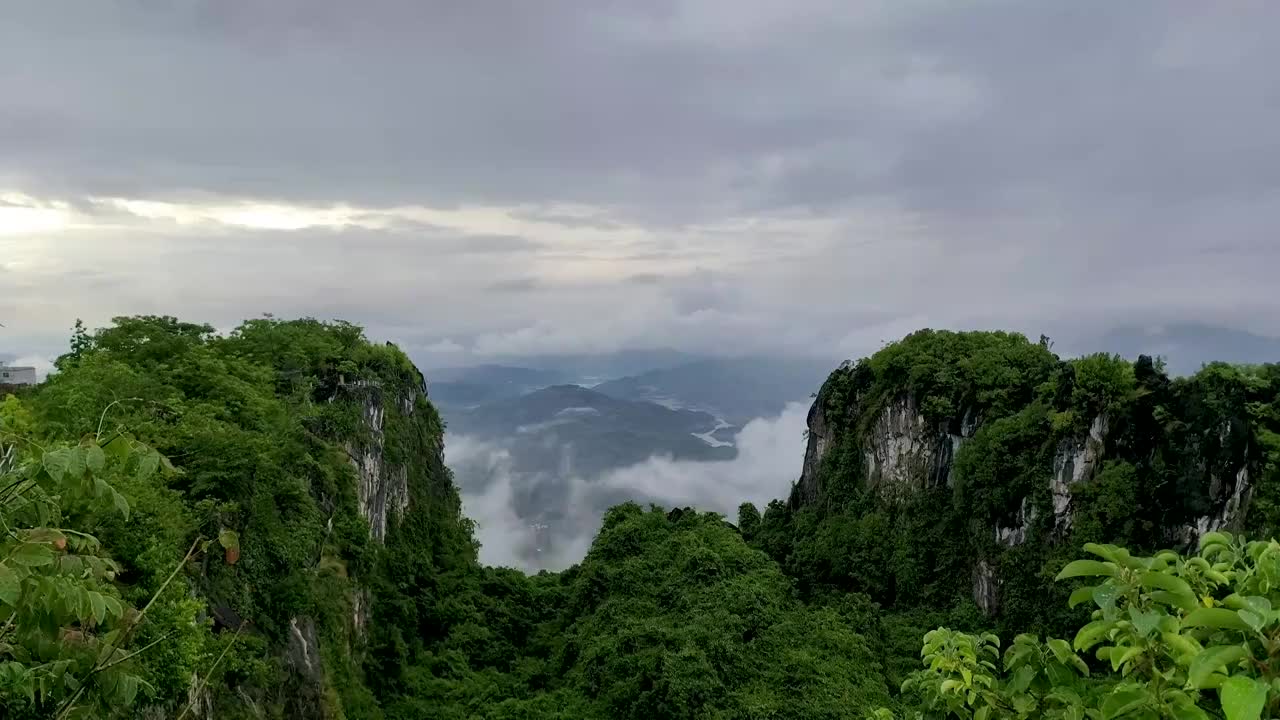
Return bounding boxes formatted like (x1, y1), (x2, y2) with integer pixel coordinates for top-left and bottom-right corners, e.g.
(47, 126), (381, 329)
(752, 329), (1278, 627)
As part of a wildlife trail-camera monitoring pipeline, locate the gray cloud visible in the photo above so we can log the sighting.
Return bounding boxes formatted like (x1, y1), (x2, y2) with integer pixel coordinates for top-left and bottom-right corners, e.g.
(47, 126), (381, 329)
(449, 401), (810, 570)
(1, 1), (1278, 366)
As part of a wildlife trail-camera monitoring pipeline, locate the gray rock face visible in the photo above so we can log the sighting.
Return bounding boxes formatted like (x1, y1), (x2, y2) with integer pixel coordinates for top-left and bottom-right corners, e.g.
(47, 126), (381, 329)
(797, 382), (1122, 614)
(336, 380), (424, 636)
(796, 388), (977, 504)
(1181, 459), (1252, 544)
(795, 359), (1262, 620)
(994, 413), (1111, 548)
(995, 498), (1036, 547)
(973, 559), (999, 617)
(863, 395), (976, 497)
(340, 381), (414, 543)
(794, 386), (834, 506)
(1050, 414), (1110, 532)
(282, 616), (325, 717)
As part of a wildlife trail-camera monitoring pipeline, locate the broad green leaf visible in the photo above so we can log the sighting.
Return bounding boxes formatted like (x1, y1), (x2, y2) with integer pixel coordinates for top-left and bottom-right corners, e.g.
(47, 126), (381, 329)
(1128, 607), (1161, 638)
(79, 587), (94, 623)
(120, 673), (138, 705)
(1203, 673), (1230, 690)
(1225, 594), (1251, 610)
(1189, 645), (1248, 688)
(1151, 589), (1200, 612)
(135, 449), (160, 482)
(1200, 532), (1233, 550)
(1184, 608), (1253, 632)
(0, 565), (21, 605)
(42, 448), (71, 482)
(89, 591), (107, 625)
(1057, 560), (1117, 580)
(1048, 638), (1076, 664)
(1093, 583), (1120, 612)
(1238, 609), (1266, 632)
(1008, 664), (1036, 693)
(1168, 695), (1210, 720)
(66, 446), (85, 480)
(1241, 595), (1272, 615)
(1074, 620), (1114, 651)
(1162, 631), (1201, 661)
(11, 543), (54, 567)
(1069, 585), (1097, 608)
(103, 434), (131, 463)
(1111, 646), (1142, 672)
(1048, 688), (1083, 706)
(1069, 654), (1090, 676)
(84, 444), (106, 474)
(111, 489), (130, 521)
(102, 594), (123, 620)
(1141, 570), (1193, 596)
(1220, 675), (1268, 720)
(1084, 543), (1121, 562)
(1102, 687), (1147, 719)
(1004, 644), (1031, 671)
(218, 528), (240, 552)
(1046, 662), (1077, 688)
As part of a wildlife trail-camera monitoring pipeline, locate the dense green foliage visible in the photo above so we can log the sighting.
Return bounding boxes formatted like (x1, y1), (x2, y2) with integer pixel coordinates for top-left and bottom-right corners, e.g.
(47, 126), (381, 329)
(0, 409), (171, 718)
(748, 330), (1280, 638)
(883, 531), (1280, 719)
(3, 315), (475, 718)
(2, 321), (1276, 719)
(370, 503), (895, 718)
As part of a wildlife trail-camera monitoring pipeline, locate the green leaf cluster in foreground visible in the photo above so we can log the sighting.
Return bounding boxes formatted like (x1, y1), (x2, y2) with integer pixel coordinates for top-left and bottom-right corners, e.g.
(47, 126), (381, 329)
(880, 532), (1280, 720)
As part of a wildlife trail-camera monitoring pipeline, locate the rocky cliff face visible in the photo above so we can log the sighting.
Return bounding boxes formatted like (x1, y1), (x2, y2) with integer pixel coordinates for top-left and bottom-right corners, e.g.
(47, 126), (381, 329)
(797, 388), (978, 505)
(799, 388), (1115, 528)
(1048, 414), (1110, 533)
(793, 344), (1266, 620)
(340, 379), (415, 543)
(263, 366), (446, 718)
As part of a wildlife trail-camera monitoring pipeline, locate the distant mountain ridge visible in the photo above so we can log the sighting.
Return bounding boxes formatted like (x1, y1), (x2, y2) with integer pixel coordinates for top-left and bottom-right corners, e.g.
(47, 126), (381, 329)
(1092, 323), (1280, 376)
(427, 364), (569, 410)
(447, 384), (736, 477)
(591, 356), (833, 425)
(467, 349), (700, 384)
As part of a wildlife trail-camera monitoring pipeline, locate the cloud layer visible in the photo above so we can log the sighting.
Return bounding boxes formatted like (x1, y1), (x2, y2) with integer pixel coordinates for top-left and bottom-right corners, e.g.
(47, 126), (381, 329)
(2, 2), (1279, 364)
(450, 402), (810, 570)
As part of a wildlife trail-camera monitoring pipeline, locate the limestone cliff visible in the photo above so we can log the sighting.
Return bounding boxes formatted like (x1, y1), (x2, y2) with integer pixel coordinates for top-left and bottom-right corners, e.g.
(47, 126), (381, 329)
(209, 346), (451, 720)
(784, 331), (1272, 622)
(797, 386), (977, 505)
(338, 379), (415, 543)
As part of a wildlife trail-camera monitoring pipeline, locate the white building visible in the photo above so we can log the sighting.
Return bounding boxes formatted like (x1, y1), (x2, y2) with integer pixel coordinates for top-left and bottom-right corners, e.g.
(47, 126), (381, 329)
(0, 364), (37, 386)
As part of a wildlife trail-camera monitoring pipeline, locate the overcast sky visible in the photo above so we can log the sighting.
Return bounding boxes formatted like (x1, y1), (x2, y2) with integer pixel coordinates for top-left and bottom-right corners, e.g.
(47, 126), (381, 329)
(2, 1), (1278, 370)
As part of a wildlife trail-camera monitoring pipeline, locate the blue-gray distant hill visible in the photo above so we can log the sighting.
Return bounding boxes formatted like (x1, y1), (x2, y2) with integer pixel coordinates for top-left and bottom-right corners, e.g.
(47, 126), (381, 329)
(1092, 323), (1280, 376)
(591, 356), (834, 425)
(427, 364), (568, 409)
(447, 384), (736, 479)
